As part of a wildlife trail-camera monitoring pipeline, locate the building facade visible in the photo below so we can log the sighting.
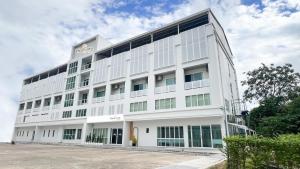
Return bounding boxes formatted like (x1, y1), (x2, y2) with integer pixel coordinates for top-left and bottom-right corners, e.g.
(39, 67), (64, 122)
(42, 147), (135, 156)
(13, 9), (250, 148)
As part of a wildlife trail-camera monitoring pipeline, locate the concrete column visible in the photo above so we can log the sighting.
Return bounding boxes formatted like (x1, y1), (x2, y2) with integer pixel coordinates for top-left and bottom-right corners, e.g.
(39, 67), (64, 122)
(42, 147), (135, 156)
(183, 125), (189, 148)
(81, 122), (87, 144)
(122, 121), (129, 147)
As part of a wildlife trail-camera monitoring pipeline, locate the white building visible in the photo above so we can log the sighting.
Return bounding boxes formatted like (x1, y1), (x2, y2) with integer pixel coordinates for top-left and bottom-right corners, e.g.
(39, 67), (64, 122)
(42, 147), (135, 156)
(13, 9), (251, 148)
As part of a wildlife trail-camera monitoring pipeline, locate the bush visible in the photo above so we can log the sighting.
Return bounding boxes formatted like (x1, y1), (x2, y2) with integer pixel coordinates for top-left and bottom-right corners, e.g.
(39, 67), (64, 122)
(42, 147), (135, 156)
(224, 134), (300, 169)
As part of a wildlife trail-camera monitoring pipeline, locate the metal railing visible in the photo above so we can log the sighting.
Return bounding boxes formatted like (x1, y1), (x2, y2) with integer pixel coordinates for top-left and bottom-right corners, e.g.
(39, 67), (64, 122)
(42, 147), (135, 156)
(78, 99), (88, 105)
(155, 84), (176, 94)
(92, 97), (105, 103)
(130, 89), (147, 98)
(52, 104), (61, 109)
(81, 63), (91, 71)
(109, 93), (125, 101)
(184, 79), (209, 90)
(80, 80), (89, 87)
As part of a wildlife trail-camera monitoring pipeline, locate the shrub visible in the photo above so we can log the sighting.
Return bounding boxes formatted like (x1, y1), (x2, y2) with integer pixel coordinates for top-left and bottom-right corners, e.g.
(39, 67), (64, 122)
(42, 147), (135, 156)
(224, 134), (300, 169)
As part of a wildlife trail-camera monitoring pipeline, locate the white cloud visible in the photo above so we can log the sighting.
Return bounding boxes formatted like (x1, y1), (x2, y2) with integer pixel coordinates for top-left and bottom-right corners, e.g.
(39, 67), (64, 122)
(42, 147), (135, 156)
(0, 0), (299, 141)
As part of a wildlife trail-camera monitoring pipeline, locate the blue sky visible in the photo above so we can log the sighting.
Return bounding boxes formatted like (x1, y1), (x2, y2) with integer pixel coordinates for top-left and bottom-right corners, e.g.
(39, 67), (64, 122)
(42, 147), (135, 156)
(0, 0), (299, 142)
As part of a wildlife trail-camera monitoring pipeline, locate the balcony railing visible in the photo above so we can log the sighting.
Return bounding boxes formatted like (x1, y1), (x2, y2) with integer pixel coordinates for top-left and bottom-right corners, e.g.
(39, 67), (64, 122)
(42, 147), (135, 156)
(80, 80), (89, 87)
(42, 106), (50, 111)
(33, 107), (40, 112)
(52, 104), (61, 109)
(25, 109), (32, 113)
(92, 96), (105, 103)
(130, 89), (147, 98)
(184, 79), (209, 90)
(155, 84), (176, 94)
(109, 93), (125, 101)
(78, 99), (88, 105)
(81, 63), (91, 71)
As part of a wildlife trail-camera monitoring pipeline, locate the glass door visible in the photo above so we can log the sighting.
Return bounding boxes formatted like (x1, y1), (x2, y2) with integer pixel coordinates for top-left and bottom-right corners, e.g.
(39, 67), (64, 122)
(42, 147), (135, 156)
(110, 128), (122, 145)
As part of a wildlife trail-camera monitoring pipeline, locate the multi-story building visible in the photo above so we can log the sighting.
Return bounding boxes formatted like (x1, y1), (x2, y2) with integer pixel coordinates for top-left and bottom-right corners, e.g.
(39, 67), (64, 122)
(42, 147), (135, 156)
(13, 9), (251, 148)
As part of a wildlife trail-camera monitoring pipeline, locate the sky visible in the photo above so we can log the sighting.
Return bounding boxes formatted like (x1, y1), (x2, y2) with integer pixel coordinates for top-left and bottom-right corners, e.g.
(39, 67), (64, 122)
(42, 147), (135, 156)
(0, 0), (299, 142)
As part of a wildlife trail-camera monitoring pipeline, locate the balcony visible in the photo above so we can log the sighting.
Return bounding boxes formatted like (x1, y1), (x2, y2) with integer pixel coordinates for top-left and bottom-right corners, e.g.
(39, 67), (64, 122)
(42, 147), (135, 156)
(80, 79), (89, 87)
(155, 84), (176, 94)
(33, 107), (40, 112)
(78, 99), (88, 105)
(130, 89), (147, 98)
(52, 104), (61, 109)
(42, 106), (50, 111)
(184, 79), (209, 90)
(25, 109), (32, 113)
(110, 93), (124, 101)
(81, 63), (91, 71)
(92, 96), (105, 103)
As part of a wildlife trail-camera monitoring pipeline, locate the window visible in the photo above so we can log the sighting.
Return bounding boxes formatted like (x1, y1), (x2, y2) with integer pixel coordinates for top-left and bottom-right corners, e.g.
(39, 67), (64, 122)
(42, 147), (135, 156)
(44, 98), (51, 106)
(130, 101), (147, 112)
(89, 128), (109, 143)
(68, 61), (78, 74)
(19, 103), (25, 110)
(26, 102), (33, 109)
(166, 78), (175, 86)
(179, 14), (208, 33)
(146, 128), (149, 133)
(188, 124), (222, 148)
(185, 72), (203, 82)
(63, 129), (76, 140)
(133, 84), (145, 91)
(34, 100), (41, 108)
(120, 86), (125, 93)
(54, 95), (62, 105)
(62, 111), (72, 118)
(212, 125), (223, 148)
(225, 99), (230, 112)
(64, 93), (74, 107)
(52, 130), (55, 137)
(186, 93), (210, 107)
(43, 130), (45, 137)
(48, 130), (50, 137)
(157, 126), (184, 147)
(66, 76), (76, 90)
(76, 109), (87, 117)
(155, 98), (176, 110)
(77, 129), (82, 140)
(94, 88), (105, 98)
(27, 131), (29, 137)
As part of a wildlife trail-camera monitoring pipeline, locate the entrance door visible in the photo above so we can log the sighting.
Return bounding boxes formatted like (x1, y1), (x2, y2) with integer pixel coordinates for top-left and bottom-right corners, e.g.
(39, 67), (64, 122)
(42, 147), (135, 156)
(111, 128), (122, 144)
(31, 131), (35, 141)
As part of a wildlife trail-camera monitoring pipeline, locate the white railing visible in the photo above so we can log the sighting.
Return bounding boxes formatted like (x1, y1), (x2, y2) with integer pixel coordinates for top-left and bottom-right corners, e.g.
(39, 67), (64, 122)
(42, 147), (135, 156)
(80, 80), (89, 87)
(42, 106), (50, 111)
(92, 97), (105, 103)
(52, 104), (61, 109)
(109, 93), (125, 101)
(33, 107), (40, 112)
(25, 109), (32, 113)
(184, 79), (209, 90)
(130, 89), (147, 98)
(155, 84), (176, 94)
(78, 99), (88, 105)
(81, 63), (91, 71)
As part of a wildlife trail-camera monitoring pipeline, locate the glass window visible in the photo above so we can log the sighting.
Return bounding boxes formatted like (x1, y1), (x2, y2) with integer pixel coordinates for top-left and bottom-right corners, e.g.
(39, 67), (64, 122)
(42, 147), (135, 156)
(96, 90), (105, 97)
(63, 129), (76, 140)
(204, 94), (210, 105)
(192, 126), (201, 147)
(166, 78), (175, 86)
(192, 72), (202, 81)
(68, 61), (78, 75)
(77, 129), (82, 140)
(202, 125), (212, 147)
(212, 125), (223, 148)
(130, 101), (147, 112)
(157, 126), (184, 147)
(66, 76), (76, 90)
(186, 96), (191, 107)
(64, 93), (74, 107)
(185, 74), (191, 82)
(76, 109), (86, 117)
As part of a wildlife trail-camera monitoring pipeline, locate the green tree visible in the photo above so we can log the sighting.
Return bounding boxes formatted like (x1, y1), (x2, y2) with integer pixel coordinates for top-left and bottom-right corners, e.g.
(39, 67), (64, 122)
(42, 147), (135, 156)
(242, 63), (300, 136)
(242, 63), (300, 103)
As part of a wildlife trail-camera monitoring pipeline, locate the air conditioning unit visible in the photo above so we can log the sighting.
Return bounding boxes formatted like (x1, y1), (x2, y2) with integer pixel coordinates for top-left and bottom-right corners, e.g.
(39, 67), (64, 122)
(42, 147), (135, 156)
(156, 75), (163, 81)
(113, 84), (120, 89)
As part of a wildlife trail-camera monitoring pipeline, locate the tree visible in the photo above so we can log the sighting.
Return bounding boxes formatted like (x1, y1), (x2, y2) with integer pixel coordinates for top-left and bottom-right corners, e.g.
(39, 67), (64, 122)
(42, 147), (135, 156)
(242, 63), (300, 103)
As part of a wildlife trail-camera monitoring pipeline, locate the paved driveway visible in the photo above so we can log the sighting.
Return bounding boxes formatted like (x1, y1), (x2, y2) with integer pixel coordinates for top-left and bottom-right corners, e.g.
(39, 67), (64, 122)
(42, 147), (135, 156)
(0, 144), (224, 169)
